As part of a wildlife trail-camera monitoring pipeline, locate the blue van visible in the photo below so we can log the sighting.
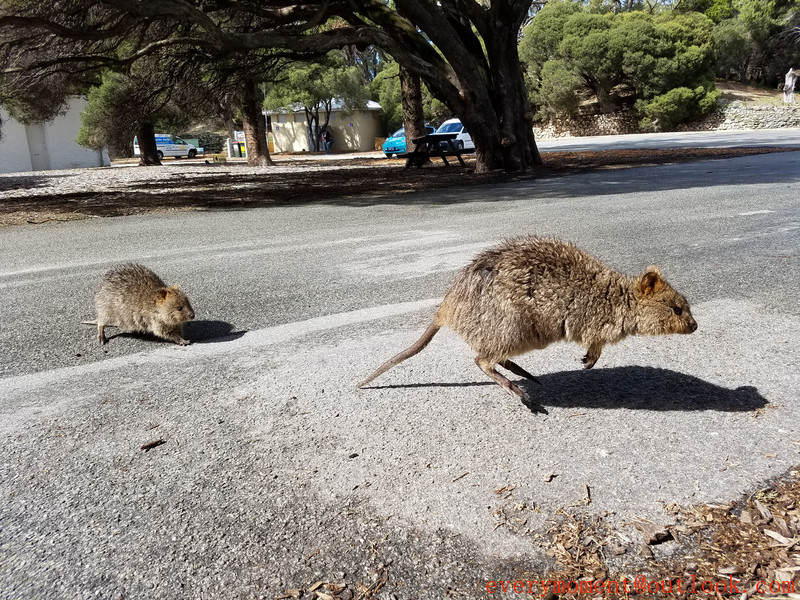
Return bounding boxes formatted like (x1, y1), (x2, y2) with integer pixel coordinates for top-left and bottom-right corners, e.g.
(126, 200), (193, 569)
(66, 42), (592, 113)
(382, 124), (436, 158)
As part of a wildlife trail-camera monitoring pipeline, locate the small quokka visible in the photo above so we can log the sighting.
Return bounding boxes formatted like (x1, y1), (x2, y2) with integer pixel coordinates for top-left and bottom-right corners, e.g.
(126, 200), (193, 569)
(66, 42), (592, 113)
(93, 263), (195, 346)
(358, 237), (697, 400)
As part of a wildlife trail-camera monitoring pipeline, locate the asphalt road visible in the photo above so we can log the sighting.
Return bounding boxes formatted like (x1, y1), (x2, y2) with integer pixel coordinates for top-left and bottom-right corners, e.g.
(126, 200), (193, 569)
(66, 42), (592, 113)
(1, 148), (799, 599)
(536, 127), (800, 152)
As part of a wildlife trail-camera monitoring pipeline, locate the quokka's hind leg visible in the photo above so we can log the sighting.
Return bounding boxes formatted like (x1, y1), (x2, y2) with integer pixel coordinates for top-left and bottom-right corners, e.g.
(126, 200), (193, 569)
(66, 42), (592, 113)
(475, 356), (525, 399)
(581, 343), (603, 369)
(499, 359), (541, 385)
(98, 323), (108, 345)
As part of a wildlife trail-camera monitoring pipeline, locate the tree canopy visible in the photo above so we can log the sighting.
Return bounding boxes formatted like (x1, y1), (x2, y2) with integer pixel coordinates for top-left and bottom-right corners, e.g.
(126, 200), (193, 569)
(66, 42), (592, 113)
(679, 0), (800, 85)
(370, 61), (449, 135)
(522, 2), (720, 129)
(0, 0), (542, 172)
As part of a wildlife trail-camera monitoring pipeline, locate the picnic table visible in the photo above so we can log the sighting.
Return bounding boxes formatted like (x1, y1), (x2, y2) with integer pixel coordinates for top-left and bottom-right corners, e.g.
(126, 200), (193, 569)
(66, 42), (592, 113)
(405, 132), (467, 169)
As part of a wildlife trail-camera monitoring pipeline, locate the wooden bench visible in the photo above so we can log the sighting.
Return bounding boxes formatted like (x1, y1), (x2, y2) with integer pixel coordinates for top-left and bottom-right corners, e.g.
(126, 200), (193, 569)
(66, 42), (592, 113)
(405, 132), (467, 168)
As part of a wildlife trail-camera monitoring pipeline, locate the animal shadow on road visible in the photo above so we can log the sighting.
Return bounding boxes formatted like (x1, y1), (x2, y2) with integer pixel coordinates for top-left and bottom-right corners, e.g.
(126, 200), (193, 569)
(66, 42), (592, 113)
(368, 366), (767, 414)
(525, 366), (766, 413)
(102, 320), (244, 344)
(183, 320), (246, 343)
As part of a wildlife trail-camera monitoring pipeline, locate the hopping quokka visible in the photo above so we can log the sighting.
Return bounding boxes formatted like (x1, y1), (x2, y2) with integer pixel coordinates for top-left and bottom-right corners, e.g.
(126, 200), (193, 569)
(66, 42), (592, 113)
(358, 237), (697, 402)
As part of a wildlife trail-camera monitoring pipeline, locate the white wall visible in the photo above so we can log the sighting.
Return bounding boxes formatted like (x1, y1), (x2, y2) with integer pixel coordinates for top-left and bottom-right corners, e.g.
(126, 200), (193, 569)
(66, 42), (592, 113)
(0, 97), (110, 174)
(272, 115), (310, 153)
(334, 110), (383, 152)
(271, 109), (383, 153)
(45, 98), (110, 169)
(0, 108), (34, 173)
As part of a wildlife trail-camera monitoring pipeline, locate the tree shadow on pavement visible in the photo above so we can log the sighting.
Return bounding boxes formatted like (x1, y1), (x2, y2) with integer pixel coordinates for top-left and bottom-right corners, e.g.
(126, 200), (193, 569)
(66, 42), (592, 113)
(2, 148), (798, 226)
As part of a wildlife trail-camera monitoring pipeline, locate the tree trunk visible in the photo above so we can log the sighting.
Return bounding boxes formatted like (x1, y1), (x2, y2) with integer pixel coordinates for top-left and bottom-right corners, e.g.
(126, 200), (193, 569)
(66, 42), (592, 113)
(240, 81), (274, 166)
(309, 106), (324, 152)
(400, 66), (427, 154)
(136, 121), (161, 166)
(217, 102), (237, 150)
(390, 0), (542, 173)
(462, 6), (542, 172)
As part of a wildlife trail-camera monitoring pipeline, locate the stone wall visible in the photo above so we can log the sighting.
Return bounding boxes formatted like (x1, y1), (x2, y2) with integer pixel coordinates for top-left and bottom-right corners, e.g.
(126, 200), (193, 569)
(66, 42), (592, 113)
(533, 102), (800, 139)
(683, 103), (800, 131)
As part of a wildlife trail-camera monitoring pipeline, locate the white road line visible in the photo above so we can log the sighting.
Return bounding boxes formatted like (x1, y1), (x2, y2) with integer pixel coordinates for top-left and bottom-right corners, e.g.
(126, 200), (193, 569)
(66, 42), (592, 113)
(738, 210), (776, 216)
(0, 298), (440, 398)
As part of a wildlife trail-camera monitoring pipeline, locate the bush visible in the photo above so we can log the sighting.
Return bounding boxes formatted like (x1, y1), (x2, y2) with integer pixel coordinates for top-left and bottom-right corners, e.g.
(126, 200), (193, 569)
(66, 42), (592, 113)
(535, 60), (582, 119)
(636, 86), (720, 130)
(522, 2), (719, 130)
(195, 132), (226, 153)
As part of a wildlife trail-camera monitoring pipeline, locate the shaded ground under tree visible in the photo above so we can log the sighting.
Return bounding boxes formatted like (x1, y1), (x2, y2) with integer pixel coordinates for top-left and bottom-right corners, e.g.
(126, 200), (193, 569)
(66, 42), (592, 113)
(0, 147), (795, 227)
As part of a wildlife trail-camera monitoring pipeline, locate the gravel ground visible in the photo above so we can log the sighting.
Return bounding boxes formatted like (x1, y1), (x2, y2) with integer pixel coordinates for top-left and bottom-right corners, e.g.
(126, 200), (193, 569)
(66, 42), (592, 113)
(0, 147), (794, 227)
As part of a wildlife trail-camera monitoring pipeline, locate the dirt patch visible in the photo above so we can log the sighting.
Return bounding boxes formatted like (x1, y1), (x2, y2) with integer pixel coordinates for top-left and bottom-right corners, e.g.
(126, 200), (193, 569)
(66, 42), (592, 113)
(0, 147), (795, 227)
(716, 80), (785, 107)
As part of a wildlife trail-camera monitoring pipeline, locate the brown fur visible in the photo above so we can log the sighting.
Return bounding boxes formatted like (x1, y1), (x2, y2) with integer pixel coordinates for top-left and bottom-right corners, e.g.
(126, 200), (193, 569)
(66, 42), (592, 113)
(358, 237), (697, 399)
(94, 263), (195, 345)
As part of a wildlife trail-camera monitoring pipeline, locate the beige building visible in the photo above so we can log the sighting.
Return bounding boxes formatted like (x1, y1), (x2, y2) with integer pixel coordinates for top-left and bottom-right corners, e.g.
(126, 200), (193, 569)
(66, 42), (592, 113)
(0, 97), (110, 174)
(269, 100), (383, 153)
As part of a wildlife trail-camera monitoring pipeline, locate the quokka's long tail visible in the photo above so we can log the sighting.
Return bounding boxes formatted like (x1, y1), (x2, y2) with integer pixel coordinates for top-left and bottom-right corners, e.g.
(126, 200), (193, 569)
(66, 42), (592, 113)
(357, 320), (441, 388)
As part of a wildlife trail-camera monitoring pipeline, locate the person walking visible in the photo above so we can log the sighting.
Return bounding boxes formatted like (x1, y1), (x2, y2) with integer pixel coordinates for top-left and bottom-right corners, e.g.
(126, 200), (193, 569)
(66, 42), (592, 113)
(322, 129), (335, 154)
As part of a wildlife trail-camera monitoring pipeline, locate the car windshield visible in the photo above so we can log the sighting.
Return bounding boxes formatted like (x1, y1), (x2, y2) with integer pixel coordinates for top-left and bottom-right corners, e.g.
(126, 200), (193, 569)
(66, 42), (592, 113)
(391, 126), (434, 138)
(437, 122), (462, 133)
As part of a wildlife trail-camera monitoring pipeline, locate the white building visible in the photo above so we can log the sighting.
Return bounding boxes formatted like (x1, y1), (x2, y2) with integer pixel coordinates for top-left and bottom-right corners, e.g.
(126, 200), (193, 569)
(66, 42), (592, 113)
(0, 97), (110, 174)
(268, 100), (383, 153)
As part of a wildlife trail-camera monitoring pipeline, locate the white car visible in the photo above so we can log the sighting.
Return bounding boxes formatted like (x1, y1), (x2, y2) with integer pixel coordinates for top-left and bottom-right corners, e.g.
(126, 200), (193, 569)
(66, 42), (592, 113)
(133, 134), (201, 160)
(435, 118), (475, 152)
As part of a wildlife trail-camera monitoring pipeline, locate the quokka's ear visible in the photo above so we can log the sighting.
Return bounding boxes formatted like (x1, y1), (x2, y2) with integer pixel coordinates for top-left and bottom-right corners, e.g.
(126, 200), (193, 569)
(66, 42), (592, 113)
(638, 266), (665, 297)
(156, 288), (171, 302)
(170, 284), (179, 290)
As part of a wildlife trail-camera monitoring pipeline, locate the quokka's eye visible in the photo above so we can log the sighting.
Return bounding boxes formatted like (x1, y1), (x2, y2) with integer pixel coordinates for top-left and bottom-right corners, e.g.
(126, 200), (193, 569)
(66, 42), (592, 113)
(672, 306), (683, 316)
(177, 306), (184, 311)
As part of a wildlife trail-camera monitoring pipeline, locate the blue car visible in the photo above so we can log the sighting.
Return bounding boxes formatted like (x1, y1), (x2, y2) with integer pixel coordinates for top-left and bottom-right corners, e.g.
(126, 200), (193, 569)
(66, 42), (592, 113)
(382, 124), (436, 158)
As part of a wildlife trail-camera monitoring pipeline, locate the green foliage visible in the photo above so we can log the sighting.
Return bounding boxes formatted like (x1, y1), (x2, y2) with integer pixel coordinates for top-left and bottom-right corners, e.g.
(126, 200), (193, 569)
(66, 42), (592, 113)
(76, 72), (139, 154)
(264, 52), (368, 116)
(712, 18), (754, 79)
(680, 0), (799, 85)
(369, 61), (449, 135)
(733, 0), (782, 43)
(0, 73), (73, 127)
(636, 85), (721, 130)
(534, 60), (582, 117)
(521, 0), (583, 83)
(706, 0), (736, 23)
(370, 62), (403, 133)
(522, 2), (719, 129)
(676, 0), (735, 22)
(77, 70), (193, 156)
(195, 133), (226, 154)
(264, 51), (371, 149)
